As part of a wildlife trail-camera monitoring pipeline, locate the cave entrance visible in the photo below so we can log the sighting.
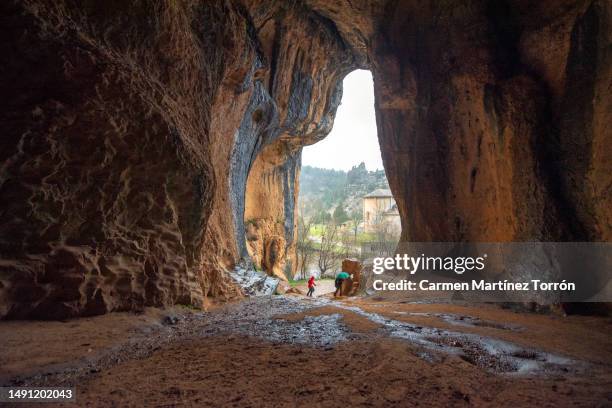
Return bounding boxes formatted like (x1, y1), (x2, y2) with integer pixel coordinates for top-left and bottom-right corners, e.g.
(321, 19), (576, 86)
(243, 70), (399, 288)
(295, 70), (399, 287)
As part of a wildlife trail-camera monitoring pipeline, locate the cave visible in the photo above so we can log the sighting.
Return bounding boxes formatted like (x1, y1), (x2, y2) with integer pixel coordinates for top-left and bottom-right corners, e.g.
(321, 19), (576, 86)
(0, 1), (610, 320)
(1, 1), (611, 405)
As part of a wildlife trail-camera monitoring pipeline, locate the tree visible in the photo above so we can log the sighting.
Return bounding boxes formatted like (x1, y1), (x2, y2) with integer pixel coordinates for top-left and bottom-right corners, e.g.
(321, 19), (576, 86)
(313, 210), (331, 224)
(296, 215), (314, 279)
(347, 210), (363, 243)
(332, 205), (349, 224)
(317, 222), (342, 277)
(371, 214), (400, 257)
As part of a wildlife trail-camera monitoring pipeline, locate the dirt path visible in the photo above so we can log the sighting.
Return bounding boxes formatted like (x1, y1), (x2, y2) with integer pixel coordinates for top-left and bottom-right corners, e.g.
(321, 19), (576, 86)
(294, 279), (337, 297)
(1, 296), (611, 407)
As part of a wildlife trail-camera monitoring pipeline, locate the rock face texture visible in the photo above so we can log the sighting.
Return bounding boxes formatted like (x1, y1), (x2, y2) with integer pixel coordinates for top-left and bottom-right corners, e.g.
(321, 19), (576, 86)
(1, 1), (224, 318)
(244, 142), (299, 281)
(0, 0), (609, 318)
(372, 0), (611, 244)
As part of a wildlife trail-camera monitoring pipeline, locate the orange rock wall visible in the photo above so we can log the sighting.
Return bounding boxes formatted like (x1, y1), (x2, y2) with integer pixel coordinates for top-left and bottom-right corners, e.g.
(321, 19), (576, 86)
(0, 0), (353, 318)
(244, 141), (299, 280)
(371, 0), (611, 242)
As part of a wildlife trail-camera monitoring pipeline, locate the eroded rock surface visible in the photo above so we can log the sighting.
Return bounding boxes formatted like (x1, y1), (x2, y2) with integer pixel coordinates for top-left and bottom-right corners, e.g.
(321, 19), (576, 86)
(371, 0), (612, 243)
(0, 0), (610, 318)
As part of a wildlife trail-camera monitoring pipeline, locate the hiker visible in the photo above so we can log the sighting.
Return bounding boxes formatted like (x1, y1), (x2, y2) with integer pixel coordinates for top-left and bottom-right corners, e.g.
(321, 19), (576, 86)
(334, 271), (350, 297)
(307, 276), (316, 297)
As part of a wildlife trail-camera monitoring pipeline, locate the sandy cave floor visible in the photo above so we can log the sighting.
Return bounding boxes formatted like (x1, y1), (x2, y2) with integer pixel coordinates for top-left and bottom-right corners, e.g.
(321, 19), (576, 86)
(0, 296), (611, 407)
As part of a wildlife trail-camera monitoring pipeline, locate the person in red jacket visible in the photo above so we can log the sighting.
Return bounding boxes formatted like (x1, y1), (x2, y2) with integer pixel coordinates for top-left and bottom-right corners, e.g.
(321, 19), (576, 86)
(307, 276), (316, 297)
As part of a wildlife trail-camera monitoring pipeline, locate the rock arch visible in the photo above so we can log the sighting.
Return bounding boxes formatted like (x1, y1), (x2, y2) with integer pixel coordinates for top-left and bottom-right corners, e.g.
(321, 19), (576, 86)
(0, 0), (609, 318)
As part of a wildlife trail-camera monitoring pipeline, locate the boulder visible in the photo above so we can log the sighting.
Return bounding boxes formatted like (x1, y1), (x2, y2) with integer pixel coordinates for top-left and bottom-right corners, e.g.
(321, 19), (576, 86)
(229, 267), (279, 297)
(340, 259), (362, 296)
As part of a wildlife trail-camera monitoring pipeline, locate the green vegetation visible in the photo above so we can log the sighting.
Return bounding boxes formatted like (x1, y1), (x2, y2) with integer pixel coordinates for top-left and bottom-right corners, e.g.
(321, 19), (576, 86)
(309, 223), (374, 243)
(309, 224), (326, 237)
(299, 162), (389, 220)
(178, 303), (201, 311)
(333, 205), (349, 223)
(296, 162), (398, 279)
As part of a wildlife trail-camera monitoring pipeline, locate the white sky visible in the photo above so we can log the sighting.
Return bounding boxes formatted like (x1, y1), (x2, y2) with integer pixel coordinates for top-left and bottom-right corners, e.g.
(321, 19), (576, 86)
(302, 70), (383, 171)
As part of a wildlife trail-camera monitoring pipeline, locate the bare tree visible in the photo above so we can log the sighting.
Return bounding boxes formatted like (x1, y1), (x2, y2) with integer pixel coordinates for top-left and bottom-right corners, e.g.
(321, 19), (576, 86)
(296, 214), (314, 279)
(347, 210), (363, 244)
(317, 222), (343, 277)
(371, 214), (400, 257)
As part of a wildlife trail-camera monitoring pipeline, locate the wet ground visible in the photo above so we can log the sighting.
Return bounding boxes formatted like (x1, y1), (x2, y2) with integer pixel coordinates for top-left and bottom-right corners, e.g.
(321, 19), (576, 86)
(1, 296), (611, 406)
(181, 296), (578, 375)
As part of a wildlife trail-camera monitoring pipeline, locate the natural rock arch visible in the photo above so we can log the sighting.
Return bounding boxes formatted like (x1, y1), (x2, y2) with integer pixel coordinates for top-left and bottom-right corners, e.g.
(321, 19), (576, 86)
(0, 0), (609, 318)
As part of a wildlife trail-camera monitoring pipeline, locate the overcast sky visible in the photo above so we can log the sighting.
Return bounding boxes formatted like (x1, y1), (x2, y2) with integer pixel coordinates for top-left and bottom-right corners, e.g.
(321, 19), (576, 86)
(302, 70), (383, 171)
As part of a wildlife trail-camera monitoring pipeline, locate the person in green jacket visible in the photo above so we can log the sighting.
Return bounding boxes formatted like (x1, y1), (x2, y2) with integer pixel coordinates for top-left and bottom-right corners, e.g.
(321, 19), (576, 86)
(334, 271), (350, 297)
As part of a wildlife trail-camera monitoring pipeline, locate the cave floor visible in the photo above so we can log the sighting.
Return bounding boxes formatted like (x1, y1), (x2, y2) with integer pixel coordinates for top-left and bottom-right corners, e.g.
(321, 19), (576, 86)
(1, 296), (611, 407)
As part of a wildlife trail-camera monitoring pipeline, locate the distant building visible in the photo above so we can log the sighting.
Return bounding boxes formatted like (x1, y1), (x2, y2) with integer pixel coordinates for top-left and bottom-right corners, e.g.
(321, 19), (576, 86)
(362, 189), (401, 233)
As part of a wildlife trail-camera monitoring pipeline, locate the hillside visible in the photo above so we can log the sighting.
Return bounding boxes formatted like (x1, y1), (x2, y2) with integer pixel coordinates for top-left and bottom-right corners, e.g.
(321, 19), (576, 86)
(299, 162), (389, 219)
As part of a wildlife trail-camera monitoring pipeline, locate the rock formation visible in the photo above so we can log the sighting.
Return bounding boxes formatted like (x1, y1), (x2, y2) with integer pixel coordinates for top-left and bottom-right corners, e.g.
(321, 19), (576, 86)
(373, 0), (611, 244)
(0, 0), (609, 318)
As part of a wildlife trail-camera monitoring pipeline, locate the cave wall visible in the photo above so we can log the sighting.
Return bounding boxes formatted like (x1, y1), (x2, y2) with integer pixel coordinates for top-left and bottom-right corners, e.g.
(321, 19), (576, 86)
(244, 141), (300, 280)
(235, 1), (356, 281)
(0, 0), (609, 318)
(0, 1), (232, 318)
(0, 0), (354, 318)
(370, 0), (611, 243)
